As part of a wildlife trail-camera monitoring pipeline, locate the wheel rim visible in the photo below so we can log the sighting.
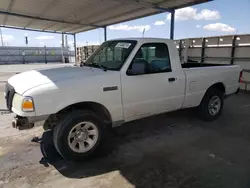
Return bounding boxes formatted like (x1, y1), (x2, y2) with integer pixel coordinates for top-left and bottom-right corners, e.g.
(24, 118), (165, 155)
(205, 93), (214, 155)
(67, 121), (99, 153)
(208, 96), (221, 116)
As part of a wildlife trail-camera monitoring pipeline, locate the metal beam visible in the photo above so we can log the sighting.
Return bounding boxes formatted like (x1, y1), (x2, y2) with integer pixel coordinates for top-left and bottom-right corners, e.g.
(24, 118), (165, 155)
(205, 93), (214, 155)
(170, 10), (175, 40)
(104, 26), (107, 41)
(0, 25), (74, 35)
(0, 11), (99, 28)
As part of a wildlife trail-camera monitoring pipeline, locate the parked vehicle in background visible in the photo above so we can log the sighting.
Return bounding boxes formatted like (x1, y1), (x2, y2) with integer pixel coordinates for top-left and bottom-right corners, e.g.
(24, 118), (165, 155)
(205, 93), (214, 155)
(5, 38), (241, 161)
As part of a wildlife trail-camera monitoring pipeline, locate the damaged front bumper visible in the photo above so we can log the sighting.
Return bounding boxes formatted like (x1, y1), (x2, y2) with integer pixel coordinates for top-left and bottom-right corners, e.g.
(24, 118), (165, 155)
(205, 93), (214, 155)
(12, 116), (35, 130)
(12, 114), (49, 130)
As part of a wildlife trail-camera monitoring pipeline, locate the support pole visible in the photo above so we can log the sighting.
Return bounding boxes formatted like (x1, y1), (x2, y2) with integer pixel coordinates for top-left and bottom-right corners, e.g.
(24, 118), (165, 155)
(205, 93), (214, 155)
(201, 38), (206, 63)
(44, 46), (47, 64)
(74, 33), (77, 66)
(170, 10), (175, 40)
(230, 35), (236, 65)
(104, 26), (107, 41)
(61, 33), (65, 63)
(178, 40), (182, 60)
(0, 27), (3, 46)
(183, 39), (190, 63)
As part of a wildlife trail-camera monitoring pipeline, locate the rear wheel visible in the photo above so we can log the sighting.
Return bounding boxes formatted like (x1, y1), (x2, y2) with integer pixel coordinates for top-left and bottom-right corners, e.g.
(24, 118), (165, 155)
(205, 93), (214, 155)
(198, 88), (224, 121)
(53, 110), (107, 161)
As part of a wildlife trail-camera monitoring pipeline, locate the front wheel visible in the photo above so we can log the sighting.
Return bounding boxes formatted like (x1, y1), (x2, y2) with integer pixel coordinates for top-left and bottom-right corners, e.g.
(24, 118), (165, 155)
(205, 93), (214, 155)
(198, 88), (224, 121)
(53, 110), (107, 161)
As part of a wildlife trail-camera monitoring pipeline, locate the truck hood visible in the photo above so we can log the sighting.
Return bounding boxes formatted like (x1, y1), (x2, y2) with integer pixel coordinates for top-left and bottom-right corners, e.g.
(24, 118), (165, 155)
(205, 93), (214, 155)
(8, 66), (106, 95)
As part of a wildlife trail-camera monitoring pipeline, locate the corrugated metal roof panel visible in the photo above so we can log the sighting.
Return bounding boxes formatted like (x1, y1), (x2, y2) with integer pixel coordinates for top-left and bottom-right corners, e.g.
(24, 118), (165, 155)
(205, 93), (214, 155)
(0, 0), (212, 34)
(6, 15), (32, 27)
(0, 0), (9, 11)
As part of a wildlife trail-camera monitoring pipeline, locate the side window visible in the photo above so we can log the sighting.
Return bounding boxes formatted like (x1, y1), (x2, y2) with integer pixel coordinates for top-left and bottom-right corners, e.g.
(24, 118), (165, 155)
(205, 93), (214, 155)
(127, 43), (171, 75)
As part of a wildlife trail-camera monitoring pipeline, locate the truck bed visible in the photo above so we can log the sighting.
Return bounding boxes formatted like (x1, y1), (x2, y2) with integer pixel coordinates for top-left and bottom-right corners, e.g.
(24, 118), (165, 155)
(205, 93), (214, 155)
(182, 62), (228, 69)
(181, 62), (240, 108)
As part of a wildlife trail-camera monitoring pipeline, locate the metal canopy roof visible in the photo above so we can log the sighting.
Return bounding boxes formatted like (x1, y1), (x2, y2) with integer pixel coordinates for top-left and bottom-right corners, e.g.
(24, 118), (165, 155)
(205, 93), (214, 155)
(0, 0), (211, 34)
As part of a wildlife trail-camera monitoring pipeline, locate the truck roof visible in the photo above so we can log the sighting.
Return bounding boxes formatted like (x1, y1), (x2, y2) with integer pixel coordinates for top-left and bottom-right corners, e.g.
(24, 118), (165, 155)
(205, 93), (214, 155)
(108, 38), (173, 43)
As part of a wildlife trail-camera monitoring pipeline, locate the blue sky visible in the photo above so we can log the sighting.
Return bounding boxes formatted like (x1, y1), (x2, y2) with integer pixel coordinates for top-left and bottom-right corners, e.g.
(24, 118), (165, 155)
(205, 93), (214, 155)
(0, 0), (249, 48)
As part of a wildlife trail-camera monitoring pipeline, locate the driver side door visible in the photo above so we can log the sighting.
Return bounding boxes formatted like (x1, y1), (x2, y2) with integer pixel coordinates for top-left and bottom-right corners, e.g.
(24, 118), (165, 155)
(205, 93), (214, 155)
(121, 42), (185, 121)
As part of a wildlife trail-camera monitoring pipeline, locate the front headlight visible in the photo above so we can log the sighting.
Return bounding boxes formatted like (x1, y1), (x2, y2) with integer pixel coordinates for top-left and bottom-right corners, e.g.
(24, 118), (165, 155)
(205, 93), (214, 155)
(22, 97), (34, 112)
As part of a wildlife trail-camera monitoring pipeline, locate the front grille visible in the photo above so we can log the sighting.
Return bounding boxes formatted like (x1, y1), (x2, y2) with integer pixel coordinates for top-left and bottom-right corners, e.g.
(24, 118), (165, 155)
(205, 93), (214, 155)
(5, 83), (15, 111)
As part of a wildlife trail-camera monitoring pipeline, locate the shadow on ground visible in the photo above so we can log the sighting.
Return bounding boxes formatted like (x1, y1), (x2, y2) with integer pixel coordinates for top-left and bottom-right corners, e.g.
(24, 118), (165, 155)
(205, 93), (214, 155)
(37, 109), (199, 188)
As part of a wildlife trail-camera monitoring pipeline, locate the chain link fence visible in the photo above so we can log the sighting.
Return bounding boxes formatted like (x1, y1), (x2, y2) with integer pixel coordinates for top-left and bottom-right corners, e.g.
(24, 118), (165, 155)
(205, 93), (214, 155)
(0, 46), (74, 64)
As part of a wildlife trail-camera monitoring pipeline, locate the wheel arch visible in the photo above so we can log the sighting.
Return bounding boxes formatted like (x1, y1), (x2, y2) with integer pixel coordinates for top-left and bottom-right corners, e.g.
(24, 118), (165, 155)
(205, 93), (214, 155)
(207, 82), (226, 95)
(199, 82), (225, 106)
(44, 101), (113, 130)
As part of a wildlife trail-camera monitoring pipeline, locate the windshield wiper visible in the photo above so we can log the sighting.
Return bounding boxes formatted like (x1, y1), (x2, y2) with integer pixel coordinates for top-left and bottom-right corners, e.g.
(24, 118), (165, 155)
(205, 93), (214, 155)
(84, 63), (107, 71)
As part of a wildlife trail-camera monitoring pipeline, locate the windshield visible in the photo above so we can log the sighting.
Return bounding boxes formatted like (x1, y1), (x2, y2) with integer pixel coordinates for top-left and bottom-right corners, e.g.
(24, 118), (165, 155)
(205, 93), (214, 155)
(84, 40), (137, 71)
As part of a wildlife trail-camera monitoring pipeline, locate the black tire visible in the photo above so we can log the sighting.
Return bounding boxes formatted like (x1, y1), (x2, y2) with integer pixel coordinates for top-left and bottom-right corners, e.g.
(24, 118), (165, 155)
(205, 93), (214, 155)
(53, 110), (107, 161)
(198, 88), (224, 121)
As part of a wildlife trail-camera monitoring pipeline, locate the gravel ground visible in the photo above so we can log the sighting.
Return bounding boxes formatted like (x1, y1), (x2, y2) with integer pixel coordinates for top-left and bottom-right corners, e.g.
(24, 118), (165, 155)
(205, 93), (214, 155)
(1, 92), (250, 188)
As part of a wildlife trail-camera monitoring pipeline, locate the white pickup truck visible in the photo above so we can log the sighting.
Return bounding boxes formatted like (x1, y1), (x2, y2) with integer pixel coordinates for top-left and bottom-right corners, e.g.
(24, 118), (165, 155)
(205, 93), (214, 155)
(5, 38), (241, 161)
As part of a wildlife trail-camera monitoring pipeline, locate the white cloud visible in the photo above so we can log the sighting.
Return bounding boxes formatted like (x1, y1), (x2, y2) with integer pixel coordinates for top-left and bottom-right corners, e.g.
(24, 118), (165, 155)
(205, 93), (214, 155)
(167, 7), (196, 21)
(2, 34), (15, 42)
(195, 9), (220, 20)
(154, 21), (166, 26)
(108, 24), (151, 32)
(203, 23), (236, 32)
(196, 24), (201, 28)
(35, 35), (55, 40)
(166, 7), (220, 21)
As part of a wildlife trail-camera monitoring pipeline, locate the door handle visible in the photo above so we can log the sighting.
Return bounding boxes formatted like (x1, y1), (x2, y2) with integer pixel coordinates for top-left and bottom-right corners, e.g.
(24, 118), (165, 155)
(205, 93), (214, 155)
(168, 77), (176, 82)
